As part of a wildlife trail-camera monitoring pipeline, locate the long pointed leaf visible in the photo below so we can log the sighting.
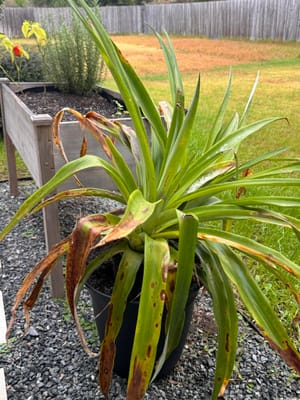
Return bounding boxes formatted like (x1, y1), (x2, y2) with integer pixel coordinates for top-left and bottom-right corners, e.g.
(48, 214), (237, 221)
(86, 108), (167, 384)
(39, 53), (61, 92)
(30, 188), (125, 215)
(66, 214), (116, 354)
(104, 136), (138, 193)
(158, 76), (201, 195)
(99, 248), (143, 396)
(0, 154), (129, 240)
(170, 177), (300, 209)
(211, 243), (300, 375)
(199, 245), (238, 399)
(68, 0), (157, 201)
(212, 147), (289, 184)
(205, 117), (284, 163)
(188, 204), (300, 231)
(153, 211), (199, 380)
(167, 117), (286, 206)
(153, 30), (184, 106)
(226, 196), (300, 208)
(127, 236), (169, 400)
(197, 228), (300, 279)
(218, 111), (239, 141)
(6, 238), (69, 339)
(240, 72), (260, 126)
(116, 49), (167, 151)
(156, 204), (300, 237)
(204, 70), (232, 150)
(165, 211), (199, 352)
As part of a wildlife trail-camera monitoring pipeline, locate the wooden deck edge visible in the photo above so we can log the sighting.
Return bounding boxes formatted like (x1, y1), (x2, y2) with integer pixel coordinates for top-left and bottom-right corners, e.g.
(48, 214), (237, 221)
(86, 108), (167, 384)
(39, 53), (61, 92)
(0, 369), (7, 400)
(0, 291), (6, 343)
(0, 290), (8, 400)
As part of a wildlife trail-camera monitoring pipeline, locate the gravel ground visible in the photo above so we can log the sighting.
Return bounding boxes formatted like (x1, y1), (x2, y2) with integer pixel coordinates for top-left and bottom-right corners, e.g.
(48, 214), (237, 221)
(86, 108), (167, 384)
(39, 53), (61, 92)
(0, 181), (299, 400)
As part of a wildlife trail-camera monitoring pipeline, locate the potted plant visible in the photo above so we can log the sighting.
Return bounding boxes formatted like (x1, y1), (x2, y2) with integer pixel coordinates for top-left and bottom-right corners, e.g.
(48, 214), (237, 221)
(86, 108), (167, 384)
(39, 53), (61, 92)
(1, 0), (300, 399)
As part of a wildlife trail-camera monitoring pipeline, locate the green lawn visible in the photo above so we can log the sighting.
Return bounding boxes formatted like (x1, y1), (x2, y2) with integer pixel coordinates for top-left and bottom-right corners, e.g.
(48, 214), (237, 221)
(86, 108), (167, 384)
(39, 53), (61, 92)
(0, 138), (30, 180)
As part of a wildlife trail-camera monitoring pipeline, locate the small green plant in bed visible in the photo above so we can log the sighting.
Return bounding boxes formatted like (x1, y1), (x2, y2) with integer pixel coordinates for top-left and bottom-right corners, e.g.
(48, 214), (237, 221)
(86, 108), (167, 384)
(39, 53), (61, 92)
(1, 1), (300, 399)
(43, 13), (106, 95)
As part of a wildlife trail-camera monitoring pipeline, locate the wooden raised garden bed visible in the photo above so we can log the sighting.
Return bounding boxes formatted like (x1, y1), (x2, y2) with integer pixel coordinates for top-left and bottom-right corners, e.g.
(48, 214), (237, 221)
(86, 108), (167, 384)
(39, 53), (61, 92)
(0, 79), (144, 298)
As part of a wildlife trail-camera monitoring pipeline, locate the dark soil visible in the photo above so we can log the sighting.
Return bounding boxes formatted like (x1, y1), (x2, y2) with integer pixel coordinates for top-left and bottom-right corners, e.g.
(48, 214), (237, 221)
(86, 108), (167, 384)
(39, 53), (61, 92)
(86, 253), (144, 301)
(86, 254), (120, 296)
(17, 87), (125, 121)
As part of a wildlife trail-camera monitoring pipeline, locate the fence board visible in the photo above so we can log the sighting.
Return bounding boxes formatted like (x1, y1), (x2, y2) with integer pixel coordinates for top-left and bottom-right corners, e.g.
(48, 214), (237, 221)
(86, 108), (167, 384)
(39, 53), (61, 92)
(0, 0), (299, 40)
(101, 5), (143, 33)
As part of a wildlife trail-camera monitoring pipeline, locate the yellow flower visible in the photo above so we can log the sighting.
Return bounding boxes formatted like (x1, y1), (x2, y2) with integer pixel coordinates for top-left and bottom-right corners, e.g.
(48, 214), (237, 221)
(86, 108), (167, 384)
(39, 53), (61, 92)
(22, 21), (47, 46)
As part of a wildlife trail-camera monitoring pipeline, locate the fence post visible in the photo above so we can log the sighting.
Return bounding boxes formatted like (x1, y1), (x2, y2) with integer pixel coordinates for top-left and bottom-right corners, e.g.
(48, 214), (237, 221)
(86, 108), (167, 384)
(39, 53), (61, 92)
(141, 4), (145, 34)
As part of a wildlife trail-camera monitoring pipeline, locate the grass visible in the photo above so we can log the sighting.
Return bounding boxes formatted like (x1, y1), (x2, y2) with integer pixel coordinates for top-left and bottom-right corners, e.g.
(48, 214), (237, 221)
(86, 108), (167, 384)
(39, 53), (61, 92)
(105, 36), (300, 162)
(0, 140), (30, 180)
(1, 35), (299, 343)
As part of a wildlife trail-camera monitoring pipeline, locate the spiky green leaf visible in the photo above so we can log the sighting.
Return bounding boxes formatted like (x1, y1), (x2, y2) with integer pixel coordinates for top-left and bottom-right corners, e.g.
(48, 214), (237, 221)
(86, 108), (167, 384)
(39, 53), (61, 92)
(127, 236), (169, 399)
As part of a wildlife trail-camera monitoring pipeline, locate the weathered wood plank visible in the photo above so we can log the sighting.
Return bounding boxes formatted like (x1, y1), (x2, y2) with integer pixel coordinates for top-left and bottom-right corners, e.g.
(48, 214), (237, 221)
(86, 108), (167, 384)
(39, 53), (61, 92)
(1, 84), (52, 187)
(0, 291), (6, 344)
(0, 369), (7, 400)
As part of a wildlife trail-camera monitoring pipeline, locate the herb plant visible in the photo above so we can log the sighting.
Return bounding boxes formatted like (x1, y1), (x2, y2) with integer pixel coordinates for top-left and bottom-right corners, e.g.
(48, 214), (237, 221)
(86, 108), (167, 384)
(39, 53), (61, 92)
(43, 13), (106, 95)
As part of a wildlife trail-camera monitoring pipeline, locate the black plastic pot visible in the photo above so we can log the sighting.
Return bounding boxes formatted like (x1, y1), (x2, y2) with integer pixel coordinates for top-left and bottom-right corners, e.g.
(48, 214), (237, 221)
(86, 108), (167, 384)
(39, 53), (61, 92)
(86, 279), (199, 379)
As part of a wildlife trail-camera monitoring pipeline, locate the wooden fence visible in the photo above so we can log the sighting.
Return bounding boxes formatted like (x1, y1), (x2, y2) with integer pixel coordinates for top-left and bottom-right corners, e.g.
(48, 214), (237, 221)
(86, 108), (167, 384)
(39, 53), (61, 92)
(0, 0), (300, 40)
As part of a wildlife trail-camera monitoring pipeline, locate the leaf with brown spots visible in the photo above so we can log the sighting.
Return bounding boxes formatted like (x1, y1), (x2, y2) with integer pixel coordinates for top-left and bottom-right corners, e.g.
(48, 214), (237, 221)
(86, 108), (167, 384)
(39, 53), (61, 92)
(52, 107), (119, 186)
(127, 358), (146, 400)
(152, 212), (199, 381)
(80, 134), (88, 157)
(52, 108), (69, 163)
(213, 243), (300, 380)
(99, 190), (159, 246)
(66, 213), (115, 355)
(197, 228), (300, 279)
(52, 107), (91, 164)
(6, 238), (70, 340)
(199, 246), (238, 400)
(236, 168), (253, 198)
(99, 248), (143, 396)
(0, 154), (127, 241)
(29, 188), (125, 215)
(127, 236), (169, 400)
(53, 107), (135, 166)
(267, 337), (300, 375)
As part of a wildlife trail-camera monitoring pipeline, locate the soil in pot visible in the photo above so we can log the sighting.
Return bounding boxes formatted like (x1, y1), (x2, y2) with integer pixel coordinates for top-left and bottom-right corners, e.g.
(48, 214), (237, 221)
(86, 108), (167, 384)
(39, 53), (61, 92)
(17, 86), (126, 120)
(86, 259), (200, 379)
